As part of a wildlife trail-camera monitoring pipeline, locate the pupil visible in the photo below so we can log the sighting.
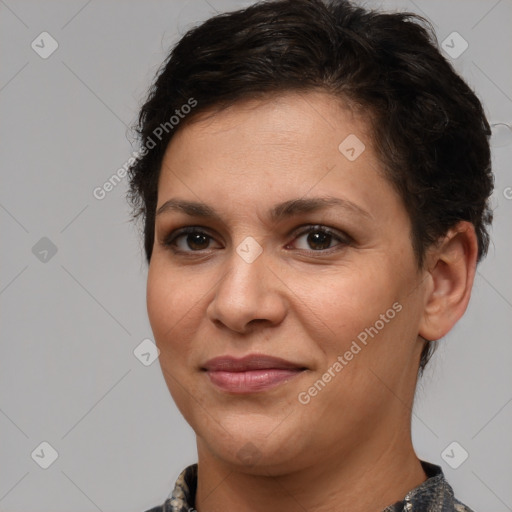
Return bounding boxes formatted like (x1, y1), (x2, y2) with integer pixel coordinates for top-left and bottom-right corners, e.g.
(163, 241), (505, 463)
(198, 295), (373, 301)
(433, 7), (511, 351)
(308, 231), (331, 250)
(188, 233), (208, 250)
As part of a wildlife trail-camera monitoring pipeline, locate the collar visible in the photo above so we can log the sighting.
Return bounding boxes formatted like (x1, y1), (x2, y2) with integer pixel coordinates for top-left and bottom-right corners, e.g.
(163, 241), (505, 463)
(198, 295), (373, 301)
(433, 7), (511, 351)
(155, 460), (474, 512)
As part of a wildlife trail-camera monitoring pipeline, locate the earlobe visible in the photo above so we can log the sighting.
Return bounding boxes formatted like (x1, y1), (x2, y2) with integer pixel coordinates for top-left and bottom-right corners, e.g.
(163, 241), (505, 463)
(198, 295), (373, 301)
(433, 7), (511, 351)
(418, 221), (478, 342)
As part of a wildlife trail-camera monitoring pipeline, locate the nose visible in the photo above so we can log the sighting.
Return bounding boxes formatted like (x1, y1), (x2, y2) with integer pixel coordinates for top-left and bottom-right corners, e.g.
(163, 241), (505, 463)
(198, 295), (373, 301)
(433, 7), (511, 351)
(206, 247), (287, 334)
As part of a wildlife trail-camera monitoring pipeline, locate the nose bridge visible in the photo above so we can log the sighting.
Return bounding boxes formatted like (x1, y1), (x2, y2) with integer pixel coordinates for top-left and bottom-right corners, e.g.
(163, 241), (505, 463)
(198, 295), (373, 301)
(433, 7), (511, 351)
(218, 243), (269, 308)
(207, 239), (285, 332)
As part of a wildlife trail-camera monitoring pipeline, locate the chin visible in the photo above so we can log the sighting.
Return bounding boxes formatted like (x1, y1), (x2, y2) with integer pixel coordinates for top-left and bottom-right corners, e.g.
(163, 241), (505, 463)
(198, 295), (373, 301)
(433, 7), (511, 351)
(195, 413), (313, 474)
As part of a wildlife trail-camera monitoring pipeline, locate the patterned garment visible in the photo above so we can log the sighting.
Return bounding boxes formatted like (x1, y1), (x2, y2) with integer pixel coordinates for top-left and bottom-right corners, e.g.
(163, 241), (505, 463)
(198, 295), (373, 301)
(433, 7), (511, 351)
(144, 460), (475, 512)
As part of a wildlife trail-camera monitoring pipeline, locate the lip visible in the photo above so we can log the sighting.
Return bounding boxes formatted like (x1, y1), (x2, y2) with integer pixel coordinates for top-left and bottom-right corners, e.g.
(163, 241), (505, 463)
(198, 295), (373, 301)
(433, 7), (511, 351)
(202, 354), (307, 393)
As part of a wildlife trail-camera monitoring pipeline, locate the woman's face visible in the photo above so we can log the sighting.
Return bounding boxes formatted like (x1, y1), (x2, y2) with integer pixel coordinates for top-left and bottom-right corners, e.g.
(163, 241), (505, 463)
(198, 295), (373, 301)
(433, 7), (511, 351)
(147, 91), (429, 474)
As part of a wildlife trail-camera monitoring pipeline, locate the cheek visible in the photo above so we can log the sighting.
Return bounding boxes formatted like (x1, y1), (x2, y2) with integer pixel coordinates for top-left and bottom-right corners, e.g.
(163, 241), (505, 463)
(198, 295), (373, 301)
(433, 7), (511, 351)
(294, 261), (398, 340)
(147, 264), (170, 336)
(146, 261), (197, 349)
(291, 255), (419, 389)
(146, 262), (204, 409)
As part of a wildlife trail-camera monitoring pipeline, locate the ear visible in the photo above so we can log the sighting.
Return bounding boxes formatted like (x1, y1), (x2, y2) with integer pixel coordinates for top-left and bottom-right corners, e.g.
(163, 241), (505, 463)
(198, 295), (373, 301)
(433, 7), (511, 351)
(419, 221), (479, 341)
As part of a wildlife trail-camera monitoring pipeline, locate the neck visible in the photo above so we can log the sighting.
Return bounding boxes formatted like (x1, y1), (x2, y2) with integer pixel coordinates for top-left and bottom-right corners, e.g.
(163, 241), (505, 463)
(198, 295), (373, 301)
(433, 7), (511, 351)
(195, 425), (427, 512)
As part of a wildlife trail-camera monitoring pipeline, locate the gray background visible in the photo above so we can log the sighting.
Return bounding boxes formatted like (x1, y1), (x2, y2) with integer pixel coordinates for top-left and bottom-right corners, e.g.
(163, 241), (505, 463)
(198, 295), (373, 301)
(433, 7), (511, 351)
(1, 0), (511, 511)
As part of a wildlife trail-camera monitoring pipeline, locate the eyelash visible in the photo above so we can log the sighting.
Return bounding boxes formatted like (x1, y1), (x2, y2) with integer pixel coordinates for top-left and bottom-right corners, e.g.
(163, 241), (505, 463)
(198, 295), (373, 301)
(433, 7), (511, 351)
(162, 225), (351, 256)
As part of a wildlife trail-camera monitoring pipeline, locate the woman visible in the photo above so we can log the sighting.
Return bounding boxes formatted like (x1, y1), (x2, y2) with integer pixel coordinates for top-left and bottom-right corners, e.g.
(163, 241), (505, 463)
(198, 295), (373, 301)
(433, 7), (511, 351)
(127, 0), (493, 510)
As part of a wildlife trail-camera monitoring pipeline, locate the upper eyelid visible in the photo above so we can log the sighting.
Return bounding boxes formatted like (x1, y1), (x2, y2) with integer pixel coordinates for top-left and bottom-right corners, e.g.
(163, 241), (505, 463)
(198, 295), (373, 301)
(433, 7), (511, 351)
(168, 224), (343, 239)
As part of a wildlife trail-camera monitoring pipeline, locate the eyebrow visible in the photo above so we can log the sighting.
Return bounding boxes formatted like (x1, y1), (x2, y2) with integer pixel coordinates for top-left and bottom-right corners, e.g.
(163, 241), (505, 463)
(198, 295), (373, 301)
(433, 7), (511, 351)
(156, 196), (371, 222)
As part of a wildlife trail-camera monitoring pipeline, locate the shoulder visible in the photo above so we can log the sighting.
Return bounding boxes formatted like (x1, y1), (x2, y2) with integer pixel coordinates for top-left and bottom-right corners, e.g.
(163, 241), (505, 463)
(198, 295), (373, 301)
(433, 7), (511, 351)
(142, 500), (192, 512)
(142, 464), (198, 512)
(398, 461), (477, 512)
(454, 497), (477, 512)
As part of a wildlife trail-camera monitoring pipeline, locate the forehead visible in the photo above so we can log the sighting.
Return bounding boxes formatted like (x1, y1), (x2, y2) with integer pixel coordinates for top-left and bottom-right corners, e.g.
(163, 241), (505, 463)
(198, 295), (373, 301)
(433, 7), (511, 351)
(170, 91), (366, 150)
(161, 91), (369, 178)
(156, 91), (402, 224)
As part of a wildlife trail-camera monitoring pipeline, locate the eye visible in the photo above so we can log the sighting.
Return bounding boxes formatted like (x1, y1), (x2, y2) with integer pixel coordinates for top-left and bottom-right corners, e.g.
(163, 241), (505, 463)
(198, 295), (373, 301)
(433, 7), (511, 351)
(162, 224), (350, 255)
(163, 227), (219, 253)
(288, 225), (349, 252)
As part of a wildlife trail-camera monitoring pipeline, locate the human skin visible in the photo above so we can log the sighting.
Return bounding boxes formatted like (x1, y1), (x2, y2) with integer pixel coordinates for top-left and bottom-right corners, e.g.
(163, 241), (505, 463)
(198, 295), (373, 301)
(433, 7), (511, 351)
(146, 91), (478, 512)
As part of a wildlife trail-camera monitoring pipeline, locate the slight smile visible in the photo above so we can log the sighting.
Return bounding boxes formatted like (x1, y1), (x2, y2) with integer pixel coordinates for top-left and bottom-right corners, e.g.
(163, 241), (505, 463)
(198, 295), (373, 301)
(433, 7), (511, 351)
(202, 354), (308, 393)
